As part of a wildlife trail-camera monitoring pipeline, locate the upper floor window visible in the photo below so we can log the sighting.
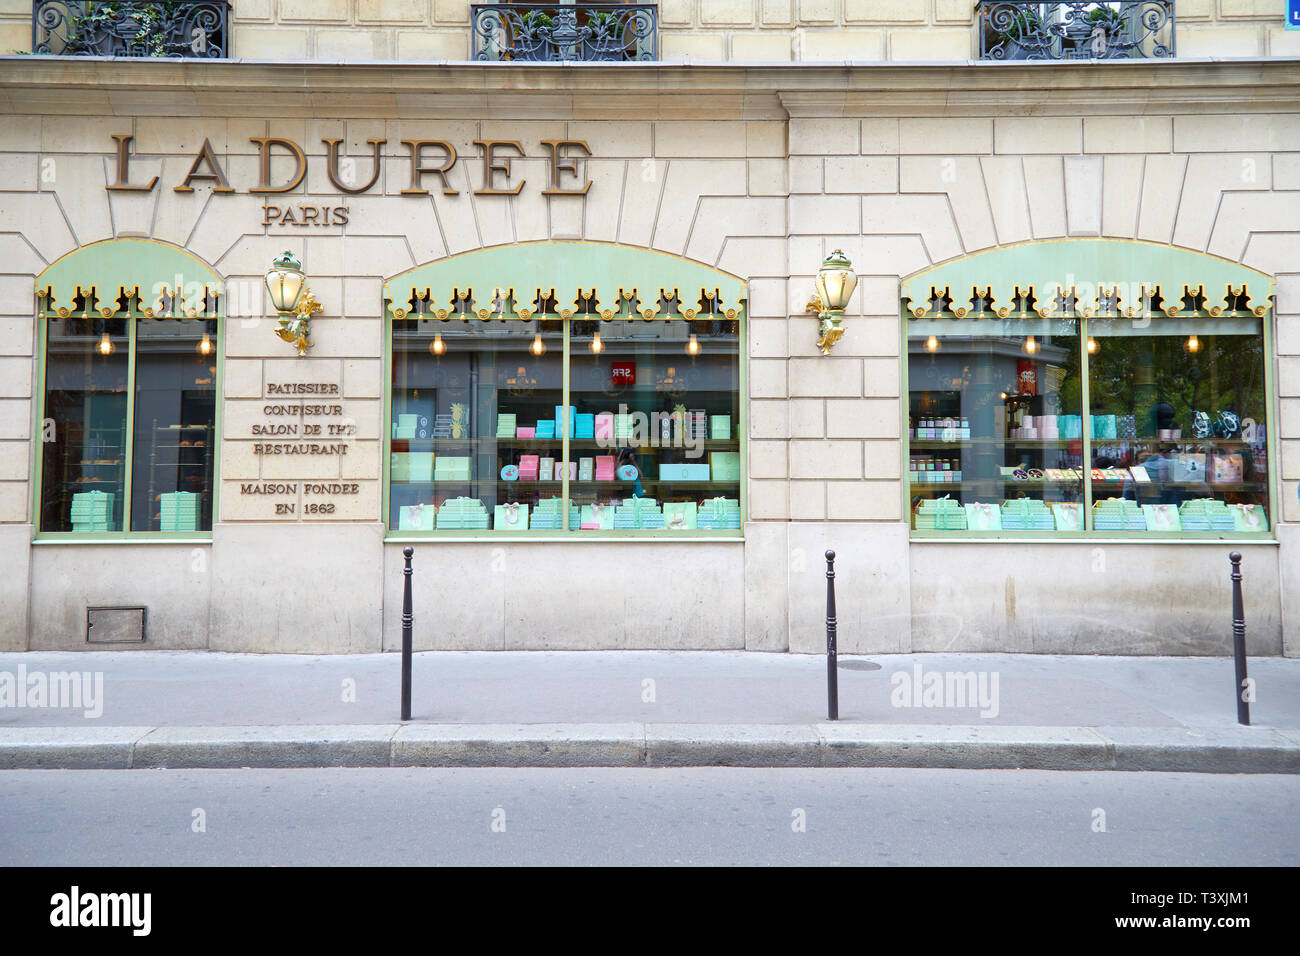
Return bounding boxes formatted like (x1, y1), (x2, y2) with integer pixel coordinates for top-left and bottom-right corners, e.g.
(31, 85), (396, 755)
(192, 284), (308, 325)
(977, 1), (1174, 60)
(471, 2), (658, 61)
(32, 1), (231, 58)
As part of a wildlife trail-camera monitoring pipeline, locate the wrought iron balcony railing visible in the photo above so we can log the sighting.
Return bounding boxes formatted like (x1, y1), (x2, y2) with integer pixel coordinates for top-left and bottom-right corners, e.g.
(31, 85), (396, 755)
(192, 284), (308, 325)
(978, 1), (1174, 60)
(33, 1), (230, 58)
(471, 3), (657, 62)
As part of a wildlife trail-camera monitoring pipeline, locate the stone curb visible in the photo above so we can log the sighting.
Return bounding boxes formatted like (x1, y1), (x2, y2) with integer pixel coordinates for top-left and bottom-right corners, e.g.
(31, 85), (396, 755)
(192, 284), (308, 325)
(1, 724), (1297, 773)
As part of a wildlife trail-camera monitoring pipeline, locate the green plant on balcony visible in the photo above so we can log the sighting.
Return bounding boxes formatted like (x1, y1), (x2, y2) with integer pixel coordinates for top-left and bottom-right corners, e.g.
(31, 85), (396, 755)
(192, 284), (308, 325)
(586, 11), (620, 38)
(70, 1), (186, 57)
(519, 10), (554, 34)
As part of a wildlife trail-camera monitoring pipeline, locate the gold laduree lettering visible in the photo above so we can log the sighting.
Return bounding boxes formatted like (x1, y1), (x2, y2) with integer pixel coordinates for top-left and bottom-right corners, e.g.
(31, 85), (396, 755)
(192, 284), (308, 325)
(108, 135), (595, 196)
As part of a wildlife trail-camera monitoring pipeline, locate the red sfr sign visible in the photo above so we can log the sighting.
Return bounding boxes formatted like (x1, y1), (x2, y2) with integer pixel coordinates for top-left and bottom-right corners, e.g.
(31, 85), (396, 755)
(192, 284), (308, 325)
(611, 361), (636, 385)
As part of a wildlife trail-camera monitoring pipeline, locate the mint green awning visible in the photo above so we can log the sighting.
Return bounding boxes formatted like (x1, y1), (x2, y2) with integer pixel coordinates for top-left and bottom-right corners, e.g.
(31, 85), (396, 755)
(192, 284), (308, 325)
(901, 239), (1272, 320)
(385, 241), (746, 321)
(36, 238), (222, 318)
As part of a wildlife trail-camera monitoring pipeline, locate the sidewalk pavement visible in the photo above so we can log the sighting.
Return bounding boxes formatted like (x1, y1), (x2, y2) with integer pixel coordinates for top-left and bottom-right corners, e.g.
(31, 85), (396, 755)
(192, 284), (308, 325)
(1, 651), (1298, 772)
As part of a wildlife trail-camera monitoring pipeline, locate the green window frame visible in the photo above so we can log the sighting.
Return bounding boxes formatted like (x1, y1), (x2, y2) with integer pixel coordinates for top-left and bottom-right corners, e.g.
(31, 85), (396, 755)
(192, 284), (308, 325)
(901, 239), (1277, 539)
(383, 241), (747, 538)
(33, 239), (224, 540)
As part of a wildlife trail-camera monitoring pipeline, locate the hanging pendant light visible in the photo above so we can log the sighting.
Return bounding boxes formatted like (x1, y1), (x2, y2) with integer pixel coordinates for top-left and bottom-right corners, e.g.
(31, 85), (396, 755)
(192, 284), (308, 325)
(1086, 336), (1097, 354)
(1024, 335), (1037, 354)
(196, 332), (214, 357)
(97, 331), (115, 356)
(925, 334), (939, 352)
(686, 333), (700, 356)
(429, 332), (445, 356)
(530, 333), (546, 357)
(1186, 334), (1200, 353)
(590, 330), (603, 354)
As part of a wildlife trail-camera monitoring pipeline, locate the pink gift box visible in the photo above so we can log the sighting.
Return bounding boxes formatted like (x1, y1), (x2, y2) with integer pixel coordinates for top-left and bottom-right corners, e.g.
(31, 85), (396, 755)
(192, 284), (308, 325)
(516, 427), (536, 439)
(594, 455), (616, 480)
(518, 454), (540, 479)
(594, 413), (614, 440)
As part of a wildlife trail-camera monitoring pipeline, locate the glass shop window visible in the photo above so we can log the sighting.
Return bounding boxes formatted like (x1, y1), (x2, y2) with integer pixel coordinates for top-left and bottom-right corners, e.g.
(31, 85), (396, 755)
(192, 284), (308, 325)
(389, 310), (742, 534)
(40, 312), (218, 534)
(905, 293), (1272, 536)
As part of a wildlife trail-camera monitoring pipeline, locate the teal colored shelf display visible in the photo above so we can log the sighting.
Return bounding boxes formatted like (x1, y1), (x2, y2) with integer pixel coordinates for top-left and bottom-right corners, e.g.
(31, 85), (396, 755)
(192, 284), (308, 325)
(436, 497), (489, 530)
(613, 497), (664, 530)
(1091, 498), (1146, 531)
(159, 491), (199, 532)
(1001, 498), (1055, 530)
(530, 497), (578, 530)
(70, 490), (115, 532)
(913, 496), (966, 530)
(696, 497), (741, 530)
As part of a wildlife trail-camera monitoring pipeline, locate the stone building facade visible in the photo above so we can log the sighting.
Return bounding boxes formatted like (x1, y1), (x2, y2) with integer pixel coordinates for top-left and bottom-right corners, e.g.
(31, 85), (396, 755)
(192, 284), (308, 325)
(0, 3), (1296, 655)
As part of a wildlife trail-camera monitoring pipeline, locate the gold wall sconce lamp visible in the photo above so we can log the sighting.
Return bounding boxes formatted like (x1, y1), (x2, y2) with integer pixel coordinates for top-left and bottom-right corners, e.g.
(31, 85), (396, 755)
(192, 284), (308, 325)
(265, 250), (322, 356)
(806, 249), (858, 355)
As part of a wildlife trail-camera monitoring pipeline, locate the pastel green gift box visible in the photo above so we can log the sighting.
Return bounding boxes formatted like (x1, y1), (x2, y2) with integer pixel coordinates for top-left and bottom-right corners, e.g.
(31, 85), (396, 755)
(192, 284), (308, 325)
(913, 496), (967, 530)
(710, 415), (731, 440)
(433, 456), (471, 481)
(709, 452), (740, 482)
(390, 453), (409, 481)
(663, 501), (698, 530)
(697, 496), (740, 529)
(407, 452), (434, 483)
(1050, 502), (1082, 531)
(580, 502), (614, 530)
(399, 503), (435, 530)
(1141, 503), (1181, 532)
(493, 502), (530, 531)
(659, 463), (710, 481)
(1230, 503), (1268, 532)
(395, 414), (418, 439)
(436, 497), (489, 529)
(964, 501), (1002, 531)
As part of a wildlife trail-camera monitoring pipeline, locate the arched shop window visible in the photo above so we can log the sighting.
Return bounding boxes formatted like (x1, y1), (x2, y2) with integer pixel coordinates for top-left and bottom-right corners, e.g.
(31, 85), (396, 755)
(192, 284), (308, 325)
(35, 239), (221, 536)
(901, 239), (1275, 537)
(385, 241), (744, 534)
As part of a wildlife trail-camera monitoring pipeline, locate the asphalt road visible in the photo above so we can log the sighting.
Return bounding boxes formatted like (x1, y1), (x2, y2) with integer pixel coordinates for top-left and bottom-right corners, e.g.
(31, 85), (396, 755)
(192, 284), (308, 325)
(2, 767), (1297, 866)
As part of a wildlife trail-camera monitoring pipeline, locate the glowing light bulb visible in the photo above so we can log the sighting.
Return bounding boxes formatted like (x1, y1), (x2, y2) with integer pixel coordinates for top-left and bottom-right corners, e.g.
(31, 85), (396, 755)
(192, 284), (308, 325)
(1024, 335), (1037, 354)
(1186, 334), (1200, 353)
(925, 335), (939, 352)
(429, 332), (445, 356)
(1086, 337), (1097, 354)
(590, 330), (603, 354)
(686, 334), (700, 356)
(196, 332), (214, 356)
(530, 333), (546, 357)
(97, 332), (115, 356)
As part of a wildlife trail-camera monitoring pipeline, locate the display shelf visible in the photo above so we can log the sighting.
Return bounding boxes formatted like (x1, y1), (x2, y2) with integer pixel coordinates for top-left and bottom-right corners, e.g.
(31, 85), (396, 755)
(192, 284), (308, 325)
(391, 437), (739, 450)
(910, 438), (1077, 449)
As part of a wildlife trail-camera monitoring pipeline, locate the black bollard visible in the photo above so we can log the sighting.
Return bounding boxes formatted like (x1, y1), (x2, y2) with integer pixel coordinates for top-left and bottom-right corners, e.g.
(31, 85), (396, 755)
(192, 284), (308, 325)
(1230, 551), (1250, 726)
(826, 549), (838, 721)
(401, 546), (414, 722)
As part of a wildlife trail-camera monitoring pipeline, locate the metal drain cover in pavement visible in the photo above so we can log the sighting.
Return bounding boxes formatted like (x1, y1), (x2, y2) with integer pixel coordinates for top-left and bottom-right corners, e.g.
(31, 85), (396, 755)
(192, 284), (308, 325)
(837, 660), (882, 671)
